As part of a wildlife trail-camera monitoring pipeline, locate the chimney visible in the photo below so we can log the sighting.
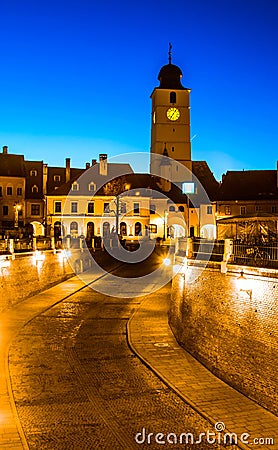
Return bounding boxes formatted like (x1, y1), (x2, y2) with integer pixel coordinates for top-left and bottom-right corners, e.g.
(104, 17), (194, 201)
(3, 146), (8, 154)
(92, 159), (97, 166)
(66, 158), (71, 183)
(86, 162), (90, 170)
(99, 153), (107, 176)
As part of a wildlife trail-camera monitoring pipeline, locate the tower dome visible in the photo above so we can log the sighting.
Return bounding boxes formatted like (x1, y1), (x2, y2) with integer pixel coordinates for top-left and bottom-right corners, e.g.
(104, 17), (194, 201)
(158, 63), (185, 89)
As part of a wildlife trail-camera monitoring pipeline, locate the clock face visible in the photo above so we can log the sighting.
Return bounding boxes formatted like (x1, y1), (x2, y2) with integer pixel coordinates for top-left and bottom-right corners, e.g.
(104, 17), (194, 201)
(167, 107), (180, 121)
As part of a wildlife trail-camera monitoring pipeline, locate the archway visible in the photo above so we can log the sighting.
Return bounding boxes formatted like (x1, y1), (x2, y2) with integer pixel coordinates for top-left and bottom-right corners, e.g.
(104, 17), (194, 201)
(70, 221), (78, 237)
(135, 222), (142, 236)
(86, 222), (95, 240)
(54, 221), (62, 240)
(30, 221), (45, 237)
(103, 221), (110, 237)
(120, 222), (127, 236)
(201, 224), (216, 239)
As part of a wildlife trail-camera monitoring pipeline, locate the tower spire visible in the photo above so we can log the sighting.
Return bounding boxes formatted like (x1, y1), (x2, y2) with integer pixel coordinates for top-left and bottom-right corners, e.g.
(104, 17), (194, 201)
(168, 42), (172, 64)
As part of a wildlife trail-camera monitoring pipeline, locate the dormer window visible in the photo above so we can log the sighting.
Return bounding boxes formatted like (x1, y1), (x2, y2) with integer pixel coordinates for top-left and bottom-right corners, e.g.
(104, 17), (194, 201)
(30, 170), (37, 176)
(54, 175), (61, 182)
(32, 185), (39, 193)
(71, 182), (79, 191)
(88, 182), (96, 192)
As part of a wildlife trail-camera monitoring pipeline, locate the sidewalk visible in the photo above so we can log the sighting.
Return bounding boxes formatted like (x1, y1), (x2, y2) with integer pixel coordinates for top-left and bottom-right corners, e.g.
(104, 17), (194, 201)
(0, 274), (93, 450)
(127, 292), (278, 449)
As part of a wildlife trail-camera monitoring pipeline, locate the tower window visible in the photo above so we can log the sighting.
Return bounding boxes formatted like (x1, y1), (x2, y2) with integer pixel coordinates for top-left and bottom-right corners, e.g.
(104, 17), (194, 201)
(172, 146), (174, 152)
(170, 92), (176, 103)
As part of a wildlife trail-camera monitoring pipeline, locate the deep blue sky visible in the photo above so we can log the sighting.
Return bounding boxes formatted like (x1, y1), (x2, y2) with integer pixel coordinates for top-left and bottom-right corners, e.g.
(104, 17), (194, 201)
(1, 0), (277, 181)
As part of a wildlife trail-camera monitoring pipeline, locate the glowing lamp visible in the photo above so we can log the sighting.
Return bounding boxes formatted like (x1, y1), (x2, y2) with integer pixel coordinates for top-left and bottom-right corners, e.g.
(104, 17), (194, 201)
(237, 270), (252, 299)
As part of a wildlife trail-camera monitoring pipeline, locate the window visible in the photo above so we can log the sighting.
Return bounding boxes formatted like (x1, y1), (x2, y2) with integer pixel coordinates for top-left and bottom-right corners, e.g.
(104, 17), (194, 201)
(148, 224), (157, 233)
(17, 187), (22, 195)
(134, 203), (140, 214)
(207, 205), (213, 214)
(32, 185), (39, 193)
(88, 202), (94, 214)
(178, 205), (185, 212)
(120, 202), (126, 214)
(89, 182), (96, 191)
(31, 204), (40, 216)
(150, 204), (156, 214)
(54, 175), (61, 182)
(240, 206), (246, 215)
(70, 221), (78, 234)
(55, 201), (62, 213)
(171, 146), (174, 152)
(272, 205), (277, 213)
(30, 170), (37, 176)
(169, 205), (175, 212)
(182, 182), (195, 194)
(7, 186), (12, 195)
(224, 206), (231, 215)
(104, 202), (110, 213)
(71, 182), (79, 191)
(0, 186), (2, 197)
(255, 205), (260, 212)
(170, 91), (176, 103)
(3, 205), (8, 216)
(71, 202), (78, 213)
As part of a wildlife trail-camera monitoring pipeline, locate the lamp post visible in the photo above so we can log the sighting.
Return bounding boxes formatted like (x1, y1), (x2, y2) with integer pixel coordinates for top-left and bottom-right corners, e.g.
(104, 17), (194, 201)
(14, 203), (22, 228)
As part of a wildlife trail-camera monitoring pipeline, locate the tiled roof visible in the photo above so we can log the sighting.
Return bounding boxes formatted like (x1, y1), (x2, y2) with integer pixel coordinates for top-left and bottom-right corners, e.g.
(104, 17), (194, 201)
(0, 154), (25, 177)
(218, 170), (278, 201)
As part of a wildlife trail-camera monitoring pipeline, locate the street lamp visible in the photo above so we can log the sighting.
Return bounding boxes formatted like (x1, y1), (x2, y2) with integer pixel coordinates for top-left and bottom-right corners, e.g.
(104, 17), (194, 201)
(14, 203), (22, 228)
(237, 270), (253, 299)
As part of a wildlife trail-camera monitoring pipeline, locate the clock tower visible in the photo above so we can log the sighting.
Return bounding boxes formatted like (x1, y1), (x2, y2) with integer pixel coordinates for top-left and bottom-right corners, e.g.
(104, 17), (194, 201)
(150, 46), (192, 181)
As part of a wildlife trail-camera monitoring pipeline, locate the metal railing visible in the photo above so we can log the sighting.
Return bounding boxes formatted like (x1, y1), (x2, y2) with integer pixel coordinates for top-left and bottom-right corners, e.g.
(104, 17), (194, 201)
(232, 241), (278, 268)
(192, 238), (224, 262)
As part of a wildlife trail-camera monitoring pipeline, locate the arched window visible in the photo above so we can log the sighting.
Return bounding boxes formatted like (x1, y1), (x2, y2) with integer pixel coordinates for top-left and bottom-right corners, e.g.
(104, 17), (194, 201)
(120, 222), (127, 236)
(135, 222), (142, 236)
(178, 205), (184, 212)
(32, 185), (39, 193)
(170, 91), (176, 103)
(169, 205), (175, 212)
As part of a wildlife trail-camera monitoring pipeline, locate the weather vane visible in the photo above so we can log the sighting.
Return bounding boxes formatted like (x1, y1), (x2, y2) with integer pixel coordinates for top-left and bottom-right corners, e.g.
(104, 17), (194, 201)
(168, 42), (172, 64)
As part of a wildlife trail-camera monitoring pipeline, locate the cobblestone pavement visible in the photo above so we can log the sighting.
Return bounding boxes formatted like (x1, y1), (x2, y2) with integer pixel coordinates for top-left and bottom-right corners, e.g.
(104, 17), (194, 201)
(7, 255), (232, 450)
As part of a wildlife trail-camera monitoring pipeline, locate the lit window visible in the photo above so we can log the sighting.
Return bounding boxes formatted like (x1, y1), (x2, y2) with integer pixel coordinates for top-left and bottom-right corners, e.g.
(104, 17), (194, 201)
(207, 205), (212, 214)
(54, 175), (61, 182)
(17, 187), (22, 195)
(182, 182), (195, 194)
(71, 182), (79, 191)
(55, 202), (62, 213)
(225, 206), (231, 215)
(32, 185), (39, 193)
(148, 224), (157, 233)
(7, 186), (13, 195)
(88, 202), (94, 214)
(31, 204), (40, 216)
(71, 202), (78, 213)
(240, 206), (246, 215)
(30, 170), (37, 176)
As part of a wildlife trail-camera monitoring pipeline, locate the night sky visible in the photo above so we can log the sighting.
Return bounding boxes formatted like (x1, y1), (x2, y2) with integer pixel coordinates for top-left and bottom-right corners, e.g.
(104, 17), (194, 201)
(1, 0), (277, 180)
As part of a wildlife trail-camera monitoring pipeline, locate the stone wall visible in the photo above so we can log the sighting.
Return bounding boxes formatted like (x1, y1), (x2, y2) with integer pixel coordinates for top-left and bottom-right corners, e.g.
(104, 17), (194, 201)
(0, 251), (76, 312)
(169, 261), (278, 415)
